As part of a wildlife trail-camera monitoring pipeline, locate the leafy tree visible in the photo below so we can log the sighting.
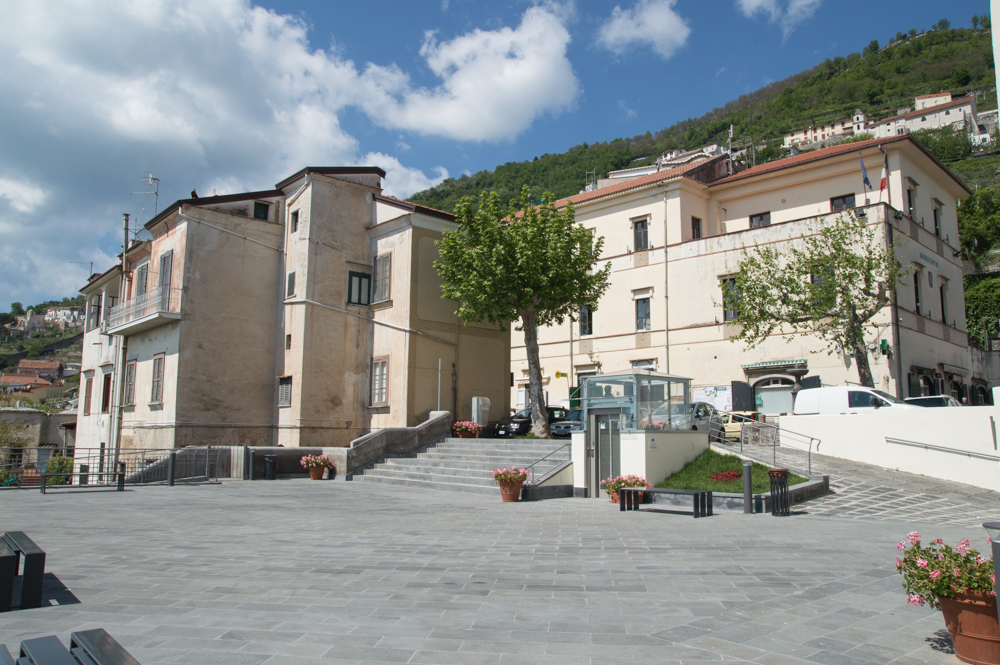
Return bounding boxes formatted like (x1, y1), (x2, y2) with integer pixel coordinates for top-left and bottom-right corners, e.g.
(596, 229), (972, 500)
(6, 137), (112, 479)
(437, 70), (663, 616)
(911, 126), (972, 161)
(964, 275), (1000, 346)
(435, 186), (611, 436)
(983, 15), (992, 30)
(721, 213), (906, 388)
(952, 67), (972, 87)
(862, 40), (880, 57)
(957, 187), (1000, 268)
(933, 19), (951, 31)
(841, 131), (875, 144)
(10, 302), (24, 316)
(908, 28), (917, 37)
(25, 341), (44, 359)
(972, 16), (980, 30)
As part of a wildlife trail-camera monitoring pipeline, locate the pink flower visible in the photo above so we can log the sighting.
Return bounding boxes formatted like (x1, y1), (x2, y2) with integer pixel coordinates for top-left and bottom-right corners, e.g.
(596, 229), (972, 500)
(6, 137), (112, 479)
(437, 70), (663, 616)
(930, 570), (941, 579)
(896, 558), (903, 569)
(957, 539), (970, 554)
(907, 594), (924, 606)
(977, 556), (988, 565)
(933, 538), (944, 545)
(937, 552), (945, 560)
(955, 568), (962, 577)
(907, 532), (921, 545)
(917, 559), (928, 569)
(897, 542), (905, 551)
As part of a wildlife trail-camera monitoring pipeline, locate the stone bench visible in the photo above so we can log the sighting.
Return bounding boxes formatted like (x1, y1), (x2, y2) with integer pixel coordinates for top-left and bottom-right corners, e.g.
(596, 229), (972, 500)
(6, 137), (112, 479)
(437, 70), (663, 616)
(0, 531), (45, 611)
(619, 488), (713, 518)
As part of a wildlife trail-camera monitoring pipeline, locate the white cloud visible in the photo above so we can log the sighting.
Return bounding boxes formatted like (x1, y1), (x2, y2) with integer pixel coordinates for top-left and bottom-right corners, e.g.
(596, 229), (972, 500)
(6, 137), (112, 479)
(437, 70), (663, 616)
(736, 0), (821, 37)
(0, 1), (573, 309)
(357, 6), (580, 141)
(618, 100), (637, 120)
(597, 0), (690, 60)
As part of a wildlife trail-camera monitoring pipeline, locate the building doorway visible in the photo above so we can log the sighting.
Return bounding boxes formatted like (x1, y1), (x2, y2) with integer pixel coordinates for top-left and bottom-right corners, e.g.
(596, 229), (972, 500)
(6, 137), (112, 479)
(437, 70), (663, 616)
(587, 409), (622, 498)
(753, 377), (794, 415)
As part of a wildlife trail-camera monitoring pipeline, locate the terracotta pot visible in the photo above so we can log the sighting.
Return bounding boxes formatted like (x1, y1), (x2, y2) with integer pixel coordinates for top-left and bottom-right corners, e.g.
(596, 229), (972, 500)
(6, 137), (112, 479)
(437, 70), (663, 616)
(939, 591), (1000, 665)
(457, 431), (476, 439)
(609, 490), (619, 504)
(499, 481), (523, 502)
(308, 466), (325, 480)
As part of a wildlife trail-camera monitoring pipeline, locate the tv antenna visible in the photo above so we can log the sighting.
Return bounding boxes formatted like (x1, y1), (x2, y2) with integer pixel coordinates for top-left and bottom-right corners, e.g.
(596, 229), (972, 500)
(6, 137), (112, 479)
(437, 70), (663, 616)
(131, 171), (160, 214)
(70, 261), (94, 277)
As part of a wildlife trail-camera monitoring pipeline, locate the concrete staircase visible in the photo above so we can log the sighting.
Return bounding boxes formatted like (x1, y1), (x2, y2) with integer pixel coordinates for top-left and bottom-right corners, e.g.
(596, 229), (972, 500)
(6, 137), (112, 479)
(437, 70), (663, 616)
(353, 437), (571, 495)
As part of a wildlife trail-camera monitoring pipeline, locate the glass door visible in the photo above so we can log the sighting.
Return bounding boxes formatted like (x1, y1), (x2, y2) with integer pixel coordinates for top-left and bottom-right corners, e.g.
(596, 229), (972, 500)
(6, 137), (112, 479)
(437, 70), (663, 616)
(592, 413), (621, 498)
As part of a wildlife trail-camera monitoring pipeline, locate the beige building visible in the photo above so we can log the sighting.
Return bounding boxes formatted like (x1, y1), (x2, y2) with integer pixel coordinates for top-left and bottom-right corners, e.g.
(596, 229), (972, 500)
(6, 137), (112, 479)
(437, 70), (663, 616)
(75, 167), (509, 453)
(512, 134), (987, 416)
(77, 265), (122, 458)
(867, 94), (979, 139)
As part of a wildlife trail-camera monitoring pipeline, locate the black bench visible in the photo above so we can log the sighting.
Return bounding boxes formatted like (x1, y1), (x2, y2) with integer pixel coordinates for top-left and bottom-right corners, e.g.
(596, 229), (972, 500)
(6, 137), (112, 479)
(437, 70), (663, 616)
(619, 488), (713, 518)
(1, 531), (46, 610)
(4, 630), (139, 665)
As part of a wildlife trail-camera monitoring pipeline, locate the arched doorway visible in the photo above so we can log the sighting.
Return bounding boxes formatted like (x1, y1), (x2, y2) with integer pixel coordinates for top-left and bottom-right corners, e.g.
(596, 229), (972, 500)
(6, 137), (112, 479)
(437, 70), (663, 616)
(950, 381), (962, 400)
(978, 385), (990, 405)
(753, 377), (795, 415)
(919, 375), (933, 396)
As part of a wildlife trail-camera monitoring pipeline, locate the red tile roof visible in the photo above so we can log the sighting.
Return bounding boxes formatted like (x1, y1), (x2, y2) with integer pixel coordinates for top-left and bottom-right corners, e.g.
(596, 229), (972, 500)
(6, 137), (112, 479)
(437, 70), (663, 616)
(18, 360), (62, 371)
(556, 158), (713, 208)
(0, 374), (52, 386)
(870, 97), (973, 125)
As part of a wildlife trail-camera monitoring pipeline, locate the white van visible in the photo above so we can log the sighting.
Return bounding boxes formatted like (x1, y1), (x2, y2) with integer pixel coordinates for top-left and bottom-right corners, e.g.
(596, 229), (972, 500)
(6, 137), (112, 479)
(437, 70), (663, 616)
(793, 386), (916, 415)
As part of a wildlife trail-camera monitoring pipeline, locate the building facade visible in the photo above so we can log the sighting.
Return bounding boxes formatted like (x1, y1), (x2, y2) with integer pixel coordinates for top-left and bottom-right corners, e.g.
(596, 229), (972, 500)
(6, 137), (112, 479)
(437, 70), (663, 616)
(511, 135), (986, 416)
(75, 167), (509, 453)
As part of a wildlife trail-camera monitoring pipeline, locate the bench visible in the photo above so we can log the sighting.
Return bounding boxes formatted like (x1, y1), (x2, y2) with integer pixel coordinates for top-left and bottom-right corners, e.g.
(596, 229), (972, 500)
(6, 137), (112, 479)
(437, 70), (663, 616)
(1, 531), (46, 610)
(4, 630), (139, 665)
(619, 488), (713, 518)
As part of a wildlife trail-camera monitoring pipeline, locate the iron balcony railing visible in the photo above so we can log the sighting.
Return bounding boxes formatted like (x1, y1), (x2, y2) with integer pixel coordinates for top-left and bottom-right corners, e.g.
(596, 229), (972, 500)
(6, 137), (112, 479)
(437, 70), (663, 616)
(106, 285), (182, 331)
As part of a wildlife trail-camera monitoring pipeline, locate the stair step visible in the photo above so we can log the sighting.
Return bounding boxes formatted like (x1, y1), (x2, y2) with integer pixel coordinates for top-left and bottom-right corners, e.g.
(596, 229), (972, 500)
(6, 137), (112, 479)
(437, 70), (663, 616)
(383, 459), (566, 473)
(355, 474), (501, 495)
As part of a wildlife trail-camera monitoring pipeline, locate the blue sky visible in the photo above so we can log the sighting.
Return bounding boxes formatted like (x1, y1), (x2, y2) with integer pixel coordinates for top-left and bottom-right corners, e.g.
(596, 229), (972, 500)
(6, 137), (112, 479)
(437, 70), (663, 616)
(0, 0), (989, 310)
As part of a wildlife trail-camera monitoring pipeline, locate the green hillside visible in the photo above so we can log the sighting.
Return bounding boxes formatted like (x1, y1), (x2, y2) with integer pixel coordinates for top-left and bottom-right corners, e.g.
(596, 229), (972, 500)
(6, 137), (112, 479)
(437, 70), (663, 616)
(410, 22), (996, 212)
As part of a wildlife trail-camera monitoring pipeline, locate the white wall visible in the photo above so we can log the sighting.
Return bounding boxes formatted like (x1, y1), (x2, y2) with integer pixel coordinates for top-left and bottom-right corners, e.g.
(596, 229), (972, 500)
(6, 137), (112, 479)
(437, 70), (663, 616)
(778, 390), (1000, 491)
(570, 429), (708, 491)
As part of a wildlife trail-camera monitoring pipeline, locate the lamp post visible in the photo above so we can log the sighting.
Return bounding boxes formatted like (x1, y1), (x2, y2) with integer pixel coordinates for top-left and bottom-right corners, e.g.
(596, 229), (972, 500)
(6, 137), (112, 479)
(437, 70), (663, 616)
(982, 522), (1000, 617)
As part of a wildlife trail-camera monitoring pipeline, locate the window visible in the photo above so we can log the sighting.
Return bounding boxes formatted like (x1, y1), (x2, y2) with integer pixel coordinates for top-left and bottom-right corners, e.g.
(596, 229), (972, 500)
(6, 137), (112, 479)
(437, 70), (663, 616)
(290, 210), (299, 233)
(285, 271), (296, 299)
(124, 360), (136, 406)
(848, 391), (878, 408)
(913, 270), (922, 315)
(933, 206), (942, 237)
(348, 271), (371, 305)
(831, 194), (856, 211)
(285, 334), (292, 350)
(278, 377), (292, 407)
(940, 281), (948, 323)
(750, 212), (771, 227)
(135, 263), (148, 297)
(101, 373), (113, 413)
(151, 353), (164, 403)
(635, 298), (650, 331)
(579, 305), (593, 337)
(373, 254), (391, 303)
(158, 251), (173, 290)
(691, 217), (702, 240)
(371, 358), (388, 405)
(87, 296), (102, 331)
(722, 277), (740, 322)
(253, 201), (269, 220)
(633, 219), (649, 251)
(83, 377), (93, 416)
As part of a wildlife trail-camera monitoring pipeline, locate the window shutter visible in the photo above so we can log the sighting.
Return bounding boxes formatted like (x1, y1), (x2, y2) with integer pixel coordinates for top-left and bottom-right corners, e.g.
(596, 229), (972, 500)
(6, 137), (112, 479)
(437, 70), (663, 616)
(278, 377), (292, 406)
(136, 264), (148, 296)
(286, 271), (296, 298)
(159, 251), (173, 289)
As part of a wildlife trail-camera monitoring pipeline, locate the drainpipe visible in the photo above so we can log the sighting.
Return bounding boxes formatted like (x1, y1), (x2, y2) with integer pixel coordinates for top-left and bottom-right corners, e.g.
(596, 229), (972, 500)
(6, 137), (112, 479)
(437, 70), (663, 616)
(886, 204), (905, 398)
(663, 191), (670, 373)
(111, 214), (129, 467)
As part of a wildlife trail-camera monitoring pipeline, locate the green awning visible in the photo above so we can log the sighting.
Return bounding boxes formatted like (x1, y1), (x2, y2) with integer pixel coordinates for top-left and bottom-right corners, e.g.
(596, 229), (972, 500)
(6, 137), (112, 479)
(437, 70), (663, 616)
(740, 360), (806, 369)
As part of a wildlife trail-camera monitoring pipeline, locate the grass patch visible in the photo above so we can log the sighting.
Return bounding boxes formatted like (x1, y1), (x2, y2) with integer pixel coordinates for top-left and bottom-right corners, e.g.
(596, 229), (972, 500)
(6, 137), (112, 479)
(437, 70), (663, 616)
(514, 433), (555, 440)
(656, 449), (808, 494)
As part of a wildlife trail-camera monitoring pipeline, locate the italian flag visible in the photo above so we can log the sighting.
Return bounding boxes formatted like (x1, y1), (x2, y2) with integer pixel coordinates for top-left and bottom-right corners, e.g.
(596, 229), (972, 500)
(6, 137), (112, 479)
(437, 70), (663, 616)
(879, 151), (888, 193)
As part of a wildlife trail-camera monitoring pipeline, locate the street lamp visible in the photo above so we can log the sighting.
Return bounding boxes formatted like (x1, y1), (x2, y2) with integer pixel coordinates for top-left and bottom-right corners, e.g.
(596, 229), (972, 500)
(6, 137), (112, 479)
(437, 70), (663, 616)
(982, 522), (1000, 617)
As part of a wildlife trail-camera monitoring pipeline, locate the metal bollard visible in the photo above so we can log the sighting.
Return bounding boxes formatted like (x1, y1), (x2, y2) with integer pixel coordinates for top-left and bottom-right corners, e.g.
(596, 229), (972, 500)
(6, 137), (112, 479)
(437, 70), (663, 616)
(243, 446), (250, 480)
(264, 455), (277, 481)
(742, 461), (753, 514)
(39, 474), (46, 494)
(79, 464), (89, 486)
(248, 450), (256, 481)
(205, 445), (211, 479)
(117, 462), (126, 491)
(768, 468), (790, 516)
(168, 450), (176, 486)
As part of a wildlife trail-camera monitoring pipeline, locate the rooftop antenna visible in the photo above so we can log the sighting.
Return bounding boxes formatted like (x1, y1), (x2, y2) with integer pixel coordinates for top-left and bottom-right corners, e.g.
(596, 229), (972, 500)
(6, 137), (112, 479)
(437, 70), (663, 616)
(131, 171), (160, 214)
(70, 261), (94, 277)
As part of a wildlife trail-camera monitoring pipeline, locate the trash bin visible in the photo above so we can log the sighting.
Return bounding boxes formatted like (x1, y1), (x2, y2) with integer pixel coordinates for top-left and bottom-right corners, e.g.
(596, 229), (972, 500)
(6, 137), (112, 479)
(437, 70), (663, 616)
(768, 468), (789, 516)
(263, 455), (277, 481)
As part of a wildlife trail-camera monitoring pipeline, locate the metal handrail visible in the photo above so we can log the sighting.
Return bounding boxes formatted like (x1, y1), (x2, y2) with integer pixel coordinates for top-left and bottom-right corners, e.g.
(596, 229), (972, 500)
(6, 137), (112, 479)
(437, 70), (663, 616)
(106, 285), (181, 329)
(886, 437), (1000, 461)
(708, 411), (821, 475)
(523, 443), (571, 485)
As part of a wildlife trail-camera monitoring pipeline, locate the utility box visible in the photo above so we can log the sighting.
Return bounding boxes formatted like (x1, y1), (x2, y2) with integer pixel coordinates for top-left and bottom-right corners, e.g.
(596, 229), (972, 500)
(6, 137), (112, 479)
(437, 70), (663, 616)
(472, 397), (491, 427)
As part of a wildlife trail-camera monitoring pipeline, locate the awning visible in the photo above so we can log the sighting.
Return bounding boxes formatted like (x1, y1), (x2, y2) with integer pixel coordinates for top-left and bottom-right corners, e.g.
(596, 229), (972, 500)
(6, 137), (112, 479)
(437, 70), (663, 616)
(741, 360), (807, 370)
(941, 363), (969, 376)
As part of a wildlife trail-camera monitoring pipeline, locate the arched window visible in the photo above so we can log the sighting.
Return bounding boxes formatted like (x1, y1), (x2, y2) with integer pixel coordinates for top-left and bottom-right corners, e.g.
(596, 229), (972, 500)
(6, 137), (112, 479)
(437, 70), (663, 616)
(919, 375), (933, 396)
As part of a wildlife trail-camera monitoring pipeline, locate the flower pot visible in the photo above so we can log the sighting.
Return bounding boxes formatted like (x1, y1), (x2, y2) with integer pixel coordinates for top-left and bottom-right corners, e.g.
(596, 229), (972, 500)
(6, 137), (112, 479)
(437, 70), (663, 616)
(308, 466), (325, 480)
(609, 490), (619, 504)
(939, 591), (1000, 665)
(457, 431), (476, 439)
(499, 481), (523, 502)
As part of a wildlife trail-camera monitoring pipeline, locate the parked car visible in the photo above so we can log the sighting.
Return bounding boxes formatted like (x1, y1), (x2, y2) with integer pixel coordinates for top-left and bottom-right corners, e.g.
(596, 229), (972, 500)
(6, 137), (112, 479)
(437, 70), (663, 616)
(717, 411), (763, 440)
(648, 401), (719, 433)
(905, 395), (963, 407)
(551, 408), (584, 438)
(793, 386), (915, 415)
(492, 406), (569, 438)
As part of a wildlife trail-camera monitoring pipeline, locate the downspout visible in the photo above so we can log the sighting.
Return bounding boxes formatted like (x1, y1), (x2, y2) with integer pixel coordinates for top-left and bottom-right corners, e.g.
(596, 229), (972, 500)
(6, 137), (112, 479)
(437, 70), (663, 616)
(886, 204), (905, 398)
(663, 191), (670, 373)
(112, 214), (129, 467)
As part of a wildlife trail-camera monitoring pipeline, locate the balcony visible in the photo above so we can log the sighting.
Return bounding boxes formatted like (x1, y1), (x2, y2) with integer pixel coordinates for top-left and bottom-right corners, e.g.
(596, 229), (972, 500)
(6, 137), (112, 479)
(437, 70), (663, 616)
(106, 286), (182, 335)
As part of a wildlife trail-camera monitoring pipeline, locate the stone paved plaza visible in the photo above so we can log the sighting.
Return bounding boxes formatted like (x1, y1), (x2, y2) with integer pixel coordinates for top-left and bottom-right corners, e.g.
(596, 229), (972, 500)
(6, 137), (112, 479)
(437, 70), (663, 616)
(0, 479), (995, 665)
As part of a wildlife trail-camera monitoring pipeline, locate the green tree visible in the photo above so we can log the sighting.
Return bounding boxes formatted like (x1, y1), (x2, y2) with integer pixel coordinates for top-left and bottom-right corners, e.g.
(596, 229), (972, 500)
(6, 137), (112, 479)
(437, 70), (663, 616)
(934, 19), (951, 31)
(862, 40), (880, 57)
(721, 213), (906, 388)
(10, 302), (24, 316)
(972, 15), (980, 30)
(957, 187), (1000, 268)
(25, 341), (44, 359)
(952, 66), (972, 87)
(911, 126), (972, 161)
(435, 186), (611, 436)
(964, 275), (1000, 346)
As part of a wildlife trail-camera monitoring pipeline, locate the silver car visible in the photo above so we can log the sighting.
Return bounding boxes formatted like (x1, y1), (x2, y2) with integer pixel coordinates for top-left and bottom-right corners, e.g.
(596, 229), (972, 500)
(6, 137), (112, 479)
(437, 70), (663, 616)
(551, 409), (584, 438)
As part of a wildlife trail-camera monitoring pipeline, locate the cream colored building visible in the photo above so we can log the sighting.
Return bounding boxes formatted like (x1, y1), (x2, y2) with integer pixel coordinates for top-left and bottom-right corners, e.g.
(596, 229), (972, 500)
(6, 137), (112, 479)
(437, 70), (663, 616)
(74, 167), (509, 453)
(512, 134), (988, 416)
(77, 265), (122, 458)
(867, 94), (978, 138)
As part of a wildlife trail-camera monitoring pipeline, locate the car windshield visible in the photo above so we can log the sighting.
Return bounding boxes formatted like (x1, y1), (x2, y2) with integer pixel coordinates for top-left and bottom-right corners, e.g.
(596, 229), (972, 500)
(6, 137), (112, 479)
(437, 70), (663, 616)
(563, 410), (583, 422)
(872, 390), (906, 405)
(512, 408), (531, 419)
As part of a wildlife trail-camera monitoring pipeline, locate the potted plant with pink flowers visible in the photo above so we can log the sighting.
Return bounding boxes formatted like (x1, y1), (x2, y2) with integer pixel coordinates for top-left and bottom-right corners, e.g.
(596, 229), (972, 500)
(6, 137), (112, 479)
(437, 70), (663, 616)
(896, 531), (998, 665)
(300, 454), (334, 480)
(493, 467), (528, 502)
(600, 474), (651, 503)
(453, 421), (483, 439)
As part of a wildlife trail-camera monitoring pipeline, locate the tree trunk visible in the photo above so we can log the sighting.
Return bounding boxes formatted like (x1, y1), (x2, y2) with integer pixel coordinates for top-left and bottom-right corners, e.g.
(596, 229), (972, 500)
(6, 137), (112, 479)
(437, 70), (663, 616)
(520, 312), (549, 438)
(850, 334), (875, 388)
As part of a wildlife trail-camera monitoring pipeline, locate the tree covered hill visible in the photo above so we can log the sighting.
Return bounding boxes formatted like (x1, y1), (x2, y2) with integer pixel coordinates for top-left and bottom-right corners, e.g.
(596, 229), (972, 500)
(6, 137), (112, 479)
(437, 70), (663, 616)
(409, 21), (995, 212)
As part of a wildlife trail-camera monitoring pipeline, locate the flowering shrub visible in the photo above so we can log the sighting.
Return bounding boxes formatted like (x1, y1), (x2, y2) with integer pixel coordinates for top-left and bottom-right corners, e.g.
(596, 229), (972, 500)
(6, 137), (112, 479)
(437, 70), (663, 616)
(493, 467), (529, 484)
(896, 531), (995, 609)
(300, 454), (334, 469)
(453, 421), (483, 435)
(638, 418), (669, 430)
(711, 470), (741, 482)
(600, 474), (652, 494)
